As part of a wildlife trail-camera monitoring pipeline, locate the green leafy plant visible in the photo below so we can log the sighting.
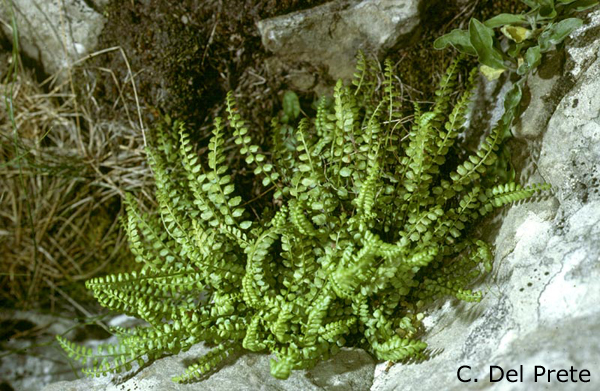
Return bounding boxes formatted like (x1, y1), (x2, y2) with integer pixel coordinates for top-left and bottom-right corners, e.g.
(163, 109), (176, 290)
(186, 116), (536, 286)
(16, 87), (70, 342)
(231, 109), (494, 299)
(434, 0), (598, 137)
(57, 55), (549, 382)
(435, 0), (597, 76)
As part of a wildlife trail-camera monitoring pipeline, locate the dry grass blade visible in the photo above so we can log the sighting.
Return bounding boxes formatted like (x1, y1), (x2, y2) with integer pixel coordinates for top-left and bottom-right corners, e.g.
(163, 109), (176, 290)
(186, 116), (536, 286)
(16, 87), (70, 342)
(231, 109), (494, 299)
(0, 47), (153, 311)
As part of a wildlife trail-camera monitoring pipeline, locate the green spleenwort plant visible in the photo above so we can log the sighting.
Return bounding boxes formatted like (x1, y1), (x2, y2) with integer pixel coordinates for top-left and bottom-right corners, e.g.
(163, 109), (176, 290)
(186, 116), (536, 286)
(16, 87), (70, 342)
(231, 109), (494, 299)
(57, 55), (549, 382)
(435, 0), (598, 137)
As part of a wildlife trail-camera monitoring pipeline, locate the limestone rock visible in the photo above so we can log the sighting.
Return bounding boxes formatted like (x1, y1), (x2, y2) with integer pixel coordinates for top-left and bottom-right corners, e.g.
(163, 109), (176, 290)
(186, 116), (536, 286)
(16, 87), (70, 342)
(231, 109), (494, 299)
(0, 312), (143, 391)
(0, 0), (105, 77)
(0, 311), (92, 391)
(514, 10), (600, 140)
(257, 0), (422, 81)
(41, 346), (375, 391)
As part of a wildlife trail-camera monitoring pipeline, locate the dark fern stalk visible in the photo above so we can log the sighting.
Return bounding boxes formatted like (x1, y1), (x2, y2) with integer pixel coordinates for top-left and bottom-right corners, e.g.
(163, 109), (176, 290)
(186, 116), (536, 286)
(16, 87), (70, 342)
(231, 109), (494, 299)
(57, 55), (549, 382)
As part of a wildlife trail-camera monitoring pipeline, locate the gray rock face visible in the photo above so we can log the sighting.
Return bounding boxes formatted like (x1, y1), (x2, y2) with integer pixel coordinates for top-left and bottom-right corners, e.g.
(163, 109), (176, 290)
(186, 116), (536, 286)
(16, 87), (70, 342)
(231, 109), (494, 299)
(0, 312), (142, 391)
(0, 311), (80, 391)
(41, 346), (375, 391)
(0, 0), (105, 77)
(257, 0), (422, 81)
(514, 12), (600, 140)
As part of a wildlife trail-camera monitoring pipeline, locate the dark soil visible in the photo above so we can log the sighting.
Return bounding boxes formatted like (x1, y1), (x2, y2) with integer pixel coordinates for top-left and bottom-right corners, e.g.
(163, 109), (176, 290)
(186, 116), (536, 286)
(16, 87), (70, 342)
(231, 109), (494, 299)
(88, 0), (329, 133)
(80, 0), (331, 217)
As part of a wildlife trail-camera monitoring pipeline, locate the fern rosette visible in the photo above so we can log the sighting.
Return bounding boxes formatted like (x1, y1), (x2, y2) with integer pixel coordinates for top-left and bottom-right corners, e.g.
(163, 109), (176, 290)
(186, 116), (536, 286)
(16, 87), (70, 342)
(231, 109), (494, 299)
(58, 55), (549, 381)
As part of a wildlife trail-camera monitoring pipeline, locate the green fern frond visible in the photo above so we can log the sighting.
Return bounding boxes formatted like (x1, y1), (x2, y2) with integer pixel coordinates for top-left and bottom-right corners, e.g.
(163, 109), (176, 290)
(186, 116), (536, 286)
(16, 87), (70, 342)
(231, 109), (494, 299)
(173, 343), (235, 383)
(480, 182), (551, 215)
(58, 52), (551, 383)
(383, 58), (402, 123)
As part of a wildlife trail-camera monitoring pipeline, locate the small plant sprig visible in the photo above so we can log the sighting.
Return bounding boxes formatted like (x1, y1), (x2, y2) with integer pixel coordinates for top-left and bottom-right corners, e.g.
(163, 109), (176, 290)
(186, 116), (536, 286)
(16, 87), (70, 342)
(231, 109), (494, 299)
(435, 0), (598, 77)
(434, 0), (598, 137)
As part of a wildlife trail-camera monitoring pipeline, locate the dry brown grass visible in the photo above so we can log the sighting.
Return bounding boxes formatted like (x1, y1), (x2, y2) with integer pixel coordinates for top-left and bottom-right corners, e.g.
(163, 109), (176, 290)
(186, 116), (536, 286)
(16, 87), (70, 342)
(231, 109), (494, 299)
(0, 51), (154, 311)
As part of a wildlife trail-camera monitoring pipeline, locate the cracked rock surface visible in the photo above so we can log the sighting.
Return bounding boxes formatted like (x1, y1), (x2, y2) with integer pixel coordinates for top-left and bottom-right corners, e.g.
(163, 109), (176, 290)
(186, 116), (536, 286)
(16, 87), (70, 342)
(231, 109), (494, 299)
(0, 0), (105, 78)
(41, 345), (375, 391)
(257, 0), (422, 81)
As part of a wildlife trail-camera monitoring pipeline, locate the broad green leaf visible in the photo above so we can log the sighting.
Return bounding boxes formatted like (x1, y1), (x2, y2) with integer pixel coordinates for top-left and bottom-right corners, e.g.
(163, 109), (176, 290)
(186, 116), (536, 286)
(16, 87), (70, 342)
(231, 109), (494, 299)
(564, 0), (599, 11)
(301, 177), (316, 187)
(501, 25), (532, 43)
(538, 18), (582, 51)
(538, 0), (557, 18)
(504, 82), (523, 117)
(484, 13), (527, 28)
(283, 91), (301, 120)
(223, 184), (235, 195)
(517, 45), (542, 75)
(228, 196), (242, 207)
(500, 80), (524, 138)
(337, 187), (348, 198)
(312, 214), (327, 225)
(480, 65), (505, 80)
(507, 42), (524, 58)
(521, 0), (539, 7)
(469, 19), (506, 69)
(548, 18), (583, 44)
(433, 29), (477, 55)
(538, 29), (551, 52)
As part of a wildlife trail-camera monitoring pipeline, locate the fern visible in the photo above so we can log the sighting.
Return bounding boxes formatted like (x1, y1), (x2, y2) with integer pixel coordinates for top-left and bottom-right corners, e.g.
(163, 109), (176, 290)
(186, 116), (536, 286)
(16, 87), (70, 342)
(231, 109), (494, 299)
(172, 343), (235, 383)
(58, 54), (549, 382)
